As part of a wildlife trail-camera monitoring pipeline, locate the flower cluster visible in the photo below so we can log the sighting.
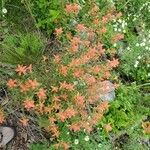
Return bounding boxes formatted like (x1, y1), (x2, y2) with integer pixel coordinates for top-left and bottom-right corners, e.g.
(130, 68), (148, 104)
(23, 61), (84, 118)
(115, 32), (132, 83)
(113, 18), (127, 33)
(6, 2), (122, 149)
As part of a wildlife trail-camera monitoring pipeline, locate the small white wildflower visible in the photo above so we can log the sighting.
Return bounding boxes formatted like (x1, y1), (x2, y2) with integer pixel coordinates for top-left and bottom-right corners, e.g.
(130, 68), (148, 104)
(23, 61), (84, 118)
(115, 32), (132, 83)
(134, 61), (139, 68)
(123, 30), (126, 33)
(122, 23), (125, 28)
(74, 139), (79, 145)
(118, 19), (122, 23)
(73, 81), (78, 85)
(88, 116), (91, 119)
(84, 136), (89, 141)
(143, 39), (146, 42)
(127, 47), (130, 50)
(118, 28), (122, 32)
(136, 43), (140, 47)
(98, 143), (102, 147)
(2, 8), (7, 14)
(113, 43), (117, 47)
(138, 56), (141, 59)
(134, 64), (138, 68)
(145, 46), (149, 50)
(67, 132), (70, 135)
(147, 64), (150, 67)
(114, 28), (117, 31)
(140, 43), (146, 46)
(148, 73), (150, 77)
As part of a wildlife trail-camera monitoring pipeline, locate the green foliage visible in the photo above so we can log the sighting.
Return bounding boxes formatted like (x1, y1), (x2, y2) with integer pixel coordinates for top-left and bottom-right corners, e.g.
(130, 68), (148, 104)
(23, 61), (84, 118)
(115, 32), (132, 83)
(1, 33), (45, 64)
(100, 84), (149, 132)
(27, 0), (63, 34)
(30, 142), (53, 150)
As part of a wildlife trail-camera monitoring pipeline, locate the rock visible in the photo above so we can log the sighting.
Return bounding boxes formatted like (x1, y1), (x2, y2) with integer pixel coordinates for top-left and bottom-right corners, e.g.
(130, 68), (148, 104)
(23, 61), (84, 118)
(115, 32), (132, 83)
(0, 126), (16, 147)
(88, 80), (116, 102)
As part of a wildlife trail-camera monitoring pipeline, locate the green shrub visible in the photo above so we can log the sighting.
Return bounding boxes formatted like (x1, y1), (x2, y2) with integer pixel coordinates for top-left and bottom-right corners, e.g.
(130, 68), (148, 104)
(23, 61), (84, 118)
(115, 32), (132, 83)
(1, 33), (45, 64)
(119, 30), (150, 83)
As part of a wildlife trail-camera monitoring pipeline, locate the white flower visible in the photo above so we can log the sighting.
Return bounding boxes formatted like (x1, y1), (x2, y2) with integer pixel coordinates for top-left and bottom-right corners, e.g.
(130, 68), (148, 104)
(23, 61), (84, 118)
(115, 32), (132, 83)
(148, 73), (150, 77)
(67, 132), (70, 135)
(74, 139), (79, 145)
(2, 8), (7, 14)
(134, 61), (139, 68)
(84, 136), (89, 141)
(114, 28), (117, 31)
(73, 81), (78, 85)
(127, 47), (130, 50)
(140, 43), (146, 46)
(118, 19), (122, 23)
(118, 28), (122, 32)
(136, 43), (140, 47)
(145, 46), (149, 50)
(113, 43), (117, 47)
(98, 143), (102, 147)
(138, 56), (141, 59)
(123, 30), (126, 33)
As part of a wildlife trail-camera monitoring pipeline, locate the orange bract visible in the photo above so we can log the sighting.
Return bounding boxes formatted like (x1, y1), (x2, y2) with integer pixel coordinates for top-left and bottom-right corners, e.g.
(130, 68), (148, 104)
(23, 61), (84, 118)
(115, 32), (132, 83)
(107, 58), (119, 68)
(76, 24), (86, 32)
(23, 99), (35, 111)
(7, 79), (17, 88)
(69, 122), (81, 132)
(20, 117), (29, 126)
(37, 88), (47, 101)
(51, 86), (59, 92)
(59, 65), (68, 76)
(15, 65), (27, 76)
(20, 83), (30, 93)
(65, 3), (81, 14)
(0, 109), (5, 124)
(53, 54), (61, 63)
(74, 93), (85, 107)
(60, 81), (74, 91)
(27, 79), (38, 90)
(55, 28), (63, 36)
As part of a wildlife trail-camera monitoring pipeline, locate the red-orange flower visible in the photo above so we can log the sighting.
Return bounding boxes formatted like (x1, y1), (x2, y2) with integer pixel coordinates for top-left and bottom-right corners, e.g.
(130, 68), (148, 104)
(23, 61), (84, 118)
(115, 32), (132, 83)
(76, 24), (86, 32)
(60, 81), (74, 91)
(20, 117), (29, 126)
(69, 122), (81, 132)
(107, 58), (119, 68)
(7, 79), (17, 88)
(37, 88), (47, 101)
(73, 68), (84, 78)
(27, 64), (32, 73)
(51, 86), (58, 92)
(59, 65), (68, 76)
(23, 99), (35, 111)
(0, 109), (5, 124)
(27, 79), (38, 90)
(15, 65), (27, 76)
(20, 83), (30, 93)
(53, 54), (61, 63)
(104, 124), (112, 132)
(74, 93), (85, 107)
(65, 3), (81, 14)
(55, 28), (63, 36)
